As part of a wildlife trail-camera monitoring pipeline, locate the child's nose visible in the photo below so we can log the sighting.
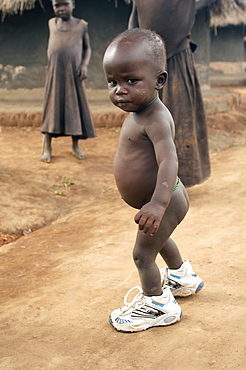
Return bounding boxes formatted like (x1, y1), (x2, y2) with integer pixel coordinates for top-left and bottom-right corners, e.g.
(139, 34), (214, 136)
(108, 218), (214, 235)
(116, 85), (127, 95)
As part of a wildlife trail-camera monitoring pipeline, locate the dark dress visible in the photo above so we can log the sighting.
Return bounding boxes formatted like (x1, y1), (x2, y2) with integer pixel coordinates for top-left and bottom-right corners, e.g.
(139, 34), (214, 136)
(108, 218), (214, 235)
(41, 18), (96, 140)
(132, 0), (210, 187)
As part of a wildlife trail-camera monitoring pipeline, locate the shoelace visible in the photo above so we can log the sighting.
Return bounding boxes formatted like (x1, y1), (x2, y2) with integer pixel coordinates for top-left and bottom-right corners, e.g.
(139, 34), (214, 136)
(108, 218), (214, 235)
(160, 267), (168, 286)
(121, 286), (144, 314)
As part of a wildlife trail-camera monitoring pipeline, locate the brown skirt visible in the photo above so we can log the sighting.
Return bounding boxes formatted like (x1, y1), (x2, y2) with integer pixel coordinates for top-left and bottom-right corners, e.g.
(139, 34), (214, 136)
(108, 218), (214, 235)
(161, 47), (210, 187)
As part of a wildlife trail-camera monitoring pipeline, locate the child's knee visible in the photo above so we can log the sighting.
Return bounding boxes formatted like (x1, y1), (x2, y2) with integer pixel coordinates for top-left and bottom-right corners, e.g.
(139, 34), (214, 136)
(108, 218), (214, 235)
(133, 248), (143, 268)
(133, 248), (153, 269)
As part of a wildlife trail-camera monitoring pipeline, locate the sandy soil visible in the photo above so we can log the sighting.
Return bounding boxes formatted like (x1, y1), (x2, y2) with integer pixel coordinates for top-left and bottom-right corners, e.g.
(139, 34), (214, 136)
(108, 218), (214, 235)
(0, 88), (246, 369)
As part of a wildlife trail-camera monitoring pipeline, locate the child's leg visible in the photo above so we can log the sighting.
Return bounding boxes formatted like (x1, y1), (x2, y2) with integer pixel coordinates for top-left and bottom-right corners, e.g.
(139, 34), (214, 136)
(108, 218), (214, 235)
(159, 238), (183, 269)
(133, 187), (188, 297)
(133, 211), (182, 297)
(109, 212), (183, 332)
(40, 133), (52, 163)
(72, 136), (87, 159)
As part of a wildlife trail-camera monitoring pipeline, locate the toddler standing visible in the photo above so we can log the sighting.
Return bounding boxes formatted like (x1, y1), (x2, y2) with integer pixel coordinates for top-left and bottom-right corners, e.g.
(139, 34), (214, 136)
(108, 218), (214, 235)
(103, 28), (204, 333)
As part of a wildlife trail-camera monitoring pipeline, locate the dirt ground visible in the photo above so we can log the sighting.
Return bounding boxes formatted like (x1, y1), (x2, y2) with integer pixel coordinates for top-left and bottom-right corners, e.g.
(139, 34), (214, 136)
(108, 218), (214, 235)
(0, 87), (246, 369)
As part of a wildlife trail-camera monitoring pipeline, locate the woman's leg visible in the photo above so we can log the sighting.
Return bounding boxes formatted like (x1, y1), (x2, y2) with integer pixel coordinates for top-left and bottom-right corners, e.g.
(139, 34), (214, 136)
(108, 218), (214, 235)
(72, 136), (87, 159)
(40, 133), (52, 163)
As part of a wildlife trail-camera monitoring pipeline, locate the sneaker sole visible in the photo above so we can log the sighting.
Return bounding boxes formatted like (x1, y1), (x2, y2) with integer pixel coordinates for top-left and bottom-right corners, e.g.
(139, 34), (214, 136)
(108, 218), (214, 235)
(108, 311), (182, 333)
(172, 281), (204, 297)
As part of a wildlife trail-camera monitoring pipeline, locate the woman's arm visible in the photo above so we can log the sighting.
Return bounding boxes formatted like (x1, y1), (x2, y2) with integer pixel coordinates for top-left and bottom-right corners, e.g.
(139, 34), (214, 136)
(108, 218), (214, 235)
(195, 0), (216, 11)
(78, 27), (91, 80)
(128, 1), (139, 29)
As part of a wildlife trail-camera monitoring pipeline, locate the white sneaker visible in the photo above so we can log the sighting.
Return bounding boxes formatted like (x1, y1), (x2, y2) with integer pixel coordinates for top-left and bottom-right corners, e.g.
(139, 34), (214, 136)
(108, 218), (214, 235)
(109, 286), (182, 333)
(160, 260), (204, 297)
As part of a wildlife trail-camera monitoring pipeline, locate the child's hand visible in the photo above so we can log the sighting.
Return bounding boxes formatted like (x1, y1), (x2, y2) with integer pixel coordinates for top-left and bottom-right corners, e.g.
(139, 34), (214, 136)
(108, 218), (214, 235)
(134, 201), (165, 236)
(77, 65), (88, 80)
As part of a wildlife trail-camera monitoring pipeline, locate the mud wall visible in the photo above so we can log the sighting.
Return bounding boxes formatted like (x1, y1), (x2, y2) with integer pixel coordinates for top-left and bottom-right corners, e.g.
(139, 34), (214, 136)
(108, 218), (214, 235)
(210, 25), (245, 74)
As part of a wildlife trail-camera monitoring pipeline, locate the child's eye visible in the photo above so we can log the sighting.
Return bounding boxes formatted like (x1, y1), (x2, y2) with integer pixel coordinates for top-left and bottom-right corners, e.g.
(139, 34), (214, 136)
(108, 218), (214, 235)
(108, 80), (117, 87)
(127, 79), (137, 85)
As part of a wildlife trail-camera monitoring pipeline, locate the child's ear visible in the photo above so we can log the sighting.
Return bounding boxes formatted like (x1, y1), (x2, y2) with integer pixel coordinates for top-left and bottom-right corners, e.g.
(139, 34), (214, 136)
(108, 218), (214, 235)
(156, 71), (168, 91)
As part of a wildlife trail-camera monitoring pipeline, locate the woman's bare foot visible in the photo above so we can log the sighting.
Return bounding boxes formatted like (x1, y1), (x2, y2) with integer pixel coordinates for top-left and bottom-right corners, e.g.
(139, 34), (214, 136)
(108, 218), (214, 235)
(40, 150), (52, 163)
(41, 134), (52, 163)
(72, 147), (87, 159)
(72, 136), (87, 159)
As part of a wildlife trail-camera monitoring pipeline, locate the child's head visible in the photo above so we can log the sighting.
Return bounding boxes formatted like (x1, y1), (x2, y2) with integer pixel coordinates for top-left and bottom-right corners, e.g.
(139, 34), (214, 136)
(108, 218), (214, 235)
(103, 28), (167, 112)
(106, 28), (166, 71)
(51, 0), (75, 19)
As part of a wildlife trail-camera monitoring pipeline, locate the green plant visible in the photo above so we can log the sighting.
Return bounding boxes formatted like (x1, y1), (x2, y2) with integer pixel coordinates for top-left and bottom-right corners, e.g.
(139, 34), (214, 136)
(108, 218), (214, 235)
(62, 176), (75, 187)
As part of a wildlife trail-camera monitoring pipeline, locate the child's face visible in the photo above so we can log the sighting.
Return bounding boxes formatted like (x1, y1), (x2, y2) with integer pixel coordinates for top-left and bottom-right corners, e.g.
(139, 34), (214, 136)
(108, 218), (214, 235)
(103, 43), (160, 113)
(52, 0), (74, 20)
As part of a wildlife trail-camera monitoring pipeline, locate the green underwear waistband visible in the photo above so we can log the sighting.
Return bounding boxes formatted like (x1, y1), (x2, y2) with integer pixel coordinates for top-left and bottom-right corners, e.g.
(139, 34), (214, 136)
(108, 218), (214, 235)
(173, 177), (180, 191)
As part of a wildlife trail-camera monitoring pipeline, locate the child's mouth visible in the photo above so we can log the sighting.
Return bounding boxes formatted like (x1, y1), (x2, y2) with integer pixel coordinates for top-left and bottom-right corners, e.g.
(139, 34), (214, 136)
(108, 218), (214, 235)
(117, 100), (130, 104)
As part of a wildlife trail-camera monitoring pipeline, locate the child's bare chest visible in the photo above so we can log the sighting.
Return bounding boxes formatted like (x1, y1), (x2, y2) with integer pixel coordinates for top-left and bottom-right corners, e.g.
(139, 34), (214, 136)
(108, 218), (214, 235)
(116, 120), (156, 167)
(119, 119), (149, 147)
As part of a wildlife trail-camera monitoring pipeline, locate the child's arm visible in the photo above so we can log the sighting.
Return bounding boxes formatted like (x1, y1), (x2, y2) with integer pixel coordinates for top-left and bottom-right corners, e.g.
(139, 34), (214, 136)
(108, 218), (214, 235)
(128, 1), (139, 29)
(134, 116), (178, 236)
(78, 27), (91, 80)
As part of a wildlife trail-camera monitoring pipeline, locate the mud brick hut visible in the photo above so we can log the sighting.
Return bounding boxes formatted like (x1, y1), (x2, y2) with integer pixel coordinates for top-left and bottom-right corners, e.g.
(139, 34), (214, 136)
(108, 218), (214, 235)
(209, 0), (246, 85)
(0, 0), (245, 89)
(187, 0), (246, 87)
